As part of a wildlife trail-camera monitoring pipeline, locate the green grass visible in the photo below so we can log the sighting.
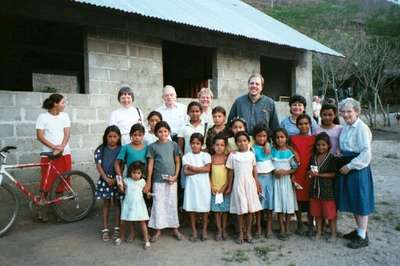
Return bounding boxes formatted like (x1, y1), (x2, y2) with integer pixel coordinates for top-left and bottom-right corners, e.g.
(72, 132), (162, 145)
(254, 246), (276, 262)
(222, 249), (250, 263)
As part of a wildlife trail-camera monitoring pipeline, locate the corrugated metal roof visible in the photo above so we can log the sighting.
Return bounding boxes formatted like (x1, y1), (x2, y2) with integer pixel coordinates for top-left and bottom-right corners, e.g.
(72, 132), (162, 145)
(73, 0), (343, 57)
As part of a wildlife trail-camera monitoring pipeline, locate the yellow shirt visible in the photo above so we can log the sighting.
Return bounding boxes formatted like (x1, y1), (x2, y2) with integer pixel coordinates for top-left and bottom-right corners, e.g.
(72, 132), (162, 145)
(211, 164), (228, 191)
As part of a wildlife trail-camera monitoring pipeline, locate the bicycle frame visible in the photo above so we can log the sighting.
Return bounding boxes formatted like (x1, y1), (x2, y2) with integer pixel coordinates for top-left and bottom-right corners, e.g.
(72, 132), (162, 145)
(0, 160), (76, 207)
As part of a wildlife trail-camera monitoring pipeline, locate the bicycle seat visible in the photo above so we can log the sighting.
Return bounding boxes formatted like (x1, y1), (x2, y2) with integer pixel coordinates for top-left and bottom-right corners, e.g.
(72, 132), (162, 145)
(40, 151), (63, 160)
(0, 146), (17, 153)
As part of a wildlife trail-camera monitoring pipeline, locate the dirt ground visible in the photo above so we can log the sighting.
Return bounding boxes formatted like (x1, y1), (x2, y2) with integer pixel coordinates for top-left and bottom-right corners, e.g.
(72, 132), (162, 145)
(1, 127), (399, 266)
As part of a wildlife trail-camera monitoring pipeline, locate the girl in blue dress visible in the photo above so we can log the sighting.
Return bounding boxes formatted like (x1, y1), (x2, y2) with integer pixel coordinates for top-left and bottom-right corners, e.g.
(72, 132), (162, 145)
(116, 161), (150, 249)
(94, 125), (122, 242)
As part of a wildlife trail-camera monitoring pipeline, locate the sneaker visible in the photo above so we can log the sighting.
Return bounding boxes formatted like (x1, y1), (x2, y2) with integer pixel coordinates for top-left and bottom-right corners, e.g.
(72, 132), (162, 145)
(347, 235), (369, 249)
(342, 230), (358, 240)
(144, 241), (151, 250)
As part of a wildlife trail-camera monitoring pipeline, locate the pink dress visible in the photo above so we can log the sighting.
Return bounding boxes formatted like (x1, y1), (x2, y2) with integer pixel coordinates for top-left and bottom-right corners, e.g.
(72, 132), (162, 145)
(316, 125), (343, 155)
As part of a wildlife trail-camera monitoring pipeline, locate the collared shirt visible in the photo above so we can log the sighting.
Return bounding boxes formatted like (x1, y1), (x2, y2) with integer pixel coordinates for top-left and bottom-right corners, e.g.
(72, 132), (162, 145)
(227, 94), (279, 134)
(339, 118), (372, 170)
(201, 109), (213, 127)
(156, 103), (187, 136)
(280, 116), (318, 136)
(178, 121), (207, 154)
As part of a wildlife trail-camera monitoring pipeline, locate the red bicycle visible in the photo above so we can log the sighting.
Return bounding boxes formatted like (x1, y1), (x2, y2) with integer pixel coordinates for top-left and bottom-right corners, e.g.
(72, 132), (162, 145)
(0, 146), (95, 237)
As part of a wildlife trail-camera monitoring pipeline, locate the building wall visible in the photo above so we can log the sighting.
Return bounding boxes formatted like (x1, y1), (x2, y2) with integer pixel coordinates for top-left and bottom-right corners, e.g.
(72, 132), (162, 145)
(0, 22), (312, 187)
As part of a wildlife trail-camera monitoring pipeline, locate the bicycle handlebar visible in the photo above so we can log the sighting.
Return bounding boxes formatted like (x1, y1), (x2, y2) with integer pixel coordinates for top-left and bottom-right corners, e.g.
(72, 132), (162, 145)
(0, 146), (17, 153)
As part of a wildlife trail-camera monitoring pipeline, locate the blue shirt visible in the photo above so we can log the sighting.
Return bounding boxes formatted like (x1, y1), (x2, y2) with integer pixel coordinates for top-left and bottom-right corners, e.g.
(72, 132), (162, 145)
(117, 144), (147, 167)
(339, 118), (372, 170)
(280, 116), (318, 136)
(94, 145), (121, 177)
(228, 94), (279, 134)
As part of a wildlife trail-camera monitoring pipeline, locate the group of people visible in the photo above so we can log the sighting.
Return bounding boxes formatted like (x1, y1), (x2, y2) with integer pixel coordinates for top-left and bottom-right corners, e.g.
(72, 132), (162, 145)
(35, 73), (375, 251)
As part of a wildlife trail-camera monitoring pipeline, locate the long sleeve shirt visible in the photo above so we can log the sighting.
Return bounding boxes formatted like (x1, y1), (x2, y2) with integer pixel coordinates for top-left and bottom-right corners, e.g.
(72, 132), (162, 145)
(339, 118), (372, 170)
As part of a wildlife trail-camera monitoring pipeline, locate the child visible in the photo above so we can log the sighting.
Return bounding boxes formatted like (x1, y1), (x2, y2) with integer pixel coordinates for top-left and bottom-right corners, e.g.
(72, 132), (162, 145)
(316, 104), (342, 155)
(115, 161), (150, 249)
(210, 135), (230, 241)
(309, 132), (338, 242)
(205, 106), (230, 154)
(178, 101), (207, 190)
(182, 133), (212, 241)
(290, 114), (315, 236)
(115, 123), (147, 176)
(226, 117), (248, 152)
(144, 111), (163, 146)
(226, 131), (262, 244)
(272, 128), (298, 241)
(146, 121), (185, 242)
(252, 124), (275, 239)
(35, 93), (72, 222)
(94, 125), (123, 242)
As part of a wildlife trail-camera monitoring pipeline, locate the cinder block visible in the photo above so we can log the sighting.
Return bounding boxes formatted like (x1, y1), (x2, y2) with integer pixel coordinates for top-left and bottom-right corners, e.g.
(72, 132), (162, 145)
(23, 107), (44, 122)
(71, 149), (93, 163)
(67, 94), (90, 107)
(93, 54), (129, 69)
(18, 152), (40, 164)
(74, 108), (96, 121)
(109, 42), (127, 55)
(71, 122), (90, 135)
(0, 108), (21, 121)
(87, 38), (107, 53)
(0, 92), (15, 106)
(97, 107), (114, 121)
(90, 122), (109, 134)
(88, 80), (120, 95)
(138, 46), (154, 59)
(16, 123), (36, 137)
(89, 68), (108, 81)
(109, 70), (128, 82)
(82, 134), (103, 149)
(89, 94), (111, 108)
(128, 45), (138, 57)
(69, 134), (81, 149)
(0, 124), (14, 138)
(15, 93), (42, 107)
(4, 138), (34, 153)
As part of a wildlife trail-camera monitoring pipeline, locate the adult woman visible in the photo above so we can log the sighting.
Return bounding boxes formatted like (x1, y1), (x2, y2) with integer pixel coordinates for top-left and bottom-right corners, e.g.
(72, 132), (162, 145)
(109, 86), (144, 145)
(280, 94), (318, 136)
(198, 87), (214, 127)
(336, 98), (374, 249)
(35, 93), (71, 221)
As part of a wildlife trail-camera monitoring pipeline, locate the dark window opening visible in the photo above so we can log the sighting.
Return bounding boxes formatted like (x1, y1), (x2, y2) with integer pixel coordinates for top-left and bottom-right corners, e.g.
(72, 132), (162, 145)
(0, 16), (85, 93)
(162, 41), (214, 98)
(260, 57), (294, 101)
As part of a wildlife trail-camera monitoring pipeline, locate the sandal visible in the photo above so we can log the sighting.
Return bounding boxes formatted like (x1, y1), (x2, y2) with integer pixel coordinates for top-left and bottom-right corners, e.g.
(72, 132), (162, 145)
(174, 231), (185, 241)
(215, 233), (222, 241)
(201, 233), (208, 241)
(101, 229), (110, 242)
(114, 238), (122, 246)
(235, 236), (244, 244)
(112, 227), (120, 240)
(278, 232), (288, 241)
(144, 241), (151, 250)
(189, 235), (198, 242)
(254, 232), (262, 239)
(150, 234), (160, 243)
(222, 231), (228, 240)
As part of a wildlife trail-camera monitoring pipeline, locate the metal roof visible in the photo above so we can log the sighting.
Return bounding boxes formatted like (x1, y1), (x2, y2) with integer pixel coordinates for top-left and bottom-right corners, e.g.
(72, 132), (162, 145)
(73, 0), (343, 57)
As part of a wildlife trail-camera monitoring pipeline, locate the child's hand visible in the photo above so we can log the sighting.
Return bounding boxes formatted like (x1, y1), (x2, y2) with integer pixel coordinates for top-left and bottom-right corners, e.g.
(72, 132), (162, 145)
(293, 181), (303, 190)
(168, 175), (177, 185)
(263, 143), (271, 155)
(224, 186), (231, 195)
(211, 187), (218, 194)
(274, 169), (285, 178)
(256, 180), (262, 194)
(143, 183), (151, 194)
(339, 166), (350, 175)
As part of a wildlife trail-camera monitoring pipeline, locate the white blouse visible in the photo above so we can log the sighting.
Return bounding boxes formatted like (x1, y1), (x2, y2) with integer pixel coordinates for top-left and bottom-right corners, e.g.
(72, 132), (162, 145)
(339, 118), (372, 170)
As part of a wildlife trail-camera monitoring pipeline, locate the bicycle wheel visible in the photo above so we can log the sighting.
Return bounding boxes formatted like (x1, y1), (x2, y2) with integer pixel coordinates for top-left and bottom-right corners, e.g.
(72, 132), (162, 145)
(50, 170), (95, 222)
(0, 182), (19, 237)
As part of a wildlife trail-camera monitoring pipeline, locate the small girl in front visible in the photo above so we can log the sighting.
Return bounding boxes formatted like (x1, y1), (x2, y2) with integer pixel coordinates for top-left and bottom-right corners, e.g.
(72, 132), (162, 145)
(183, 133), (212, 241)
(146, 121), (184, 242)
(210, 135), (230, 241)
(290, 114), (315, 236)
(226, 131), (262, 244)
(272, 128), (298, 241)
(252, 124), (275, 239)
(94, 125), (123, 242)
(116, 161), (150, 249)
(309, 132), (338, 242)
(144, 111), (163, 146)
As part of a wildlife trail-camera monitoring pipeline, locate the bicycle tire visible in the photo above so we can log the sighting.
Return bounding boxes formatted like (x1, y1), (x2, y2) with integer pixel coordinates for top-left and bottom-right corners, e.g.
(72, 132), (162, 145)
(50, 170), (95, 222)
(0, 182), (19, 237)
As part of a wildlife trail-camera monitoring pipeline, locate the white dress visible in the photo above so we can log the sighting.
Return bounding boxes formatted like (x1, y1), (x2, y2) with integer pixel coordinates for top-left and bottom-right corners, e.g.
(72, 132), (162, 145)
(226, 151), (262, 215)
(120, 178), (149, 221)
(182, 152), (211, 212)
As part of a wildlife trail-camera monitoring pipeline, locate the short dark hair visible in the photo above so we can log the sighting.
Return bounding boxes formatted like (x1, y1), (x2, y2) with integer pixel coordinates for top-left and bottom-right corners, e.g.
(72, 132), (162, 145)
(289, 95), (307, 109)
(272, 128), (289, 146)
(147, 110), (163, 121)
(187, 101), (203, 113)
(320, 104), (340, 125)
(212, 106), (226, 116)
(296, 113), (312, 126)
(154, 121), (171, 133)
(234, 131), (250, 143)
(212, 133), (227, 145)
(42, 93), (64, 110)
(252, 123), (269, 139)
(102, 125), (121, 147)
(117, 85), (134, 102)
(127, 161), (144, 177)
(130, 123), (145, 135)
(190, 132), (204, 145)
(229, 117), (248, 132)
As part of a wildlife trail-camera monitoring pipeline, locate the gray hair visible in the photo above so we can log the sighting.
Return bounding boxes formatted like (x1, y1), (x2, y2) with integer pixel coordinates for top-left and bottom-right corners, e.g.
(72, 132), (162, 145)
(339, 98), (361, 114)
(162, 85), (177, 96)
(197, 87), (214, 98)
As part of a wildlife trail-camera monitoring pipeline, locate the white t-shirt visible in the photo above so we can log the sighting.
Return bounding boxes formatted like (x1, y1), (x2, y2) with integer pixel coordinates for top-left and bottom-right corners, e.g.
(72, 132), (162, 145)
(35, 112), (71, 154)
(178, 122), (207, 154)
(109, 106), (144, 145)
(156, 103), (187, 136)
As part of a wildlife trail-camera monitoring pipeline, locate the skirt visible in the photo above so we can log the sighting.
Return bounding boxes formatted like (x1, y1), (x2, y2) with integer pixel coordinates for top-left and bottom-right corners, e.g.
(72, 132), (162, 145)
(95, 177), (123, 200)
(40, 154), (72, 193)
(148, 182), (180, 229)
(258, 174), (274, 210)
(210, 193), (231, 212)
(183, 175), (211, 212)
(336, 151), (375, 215)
